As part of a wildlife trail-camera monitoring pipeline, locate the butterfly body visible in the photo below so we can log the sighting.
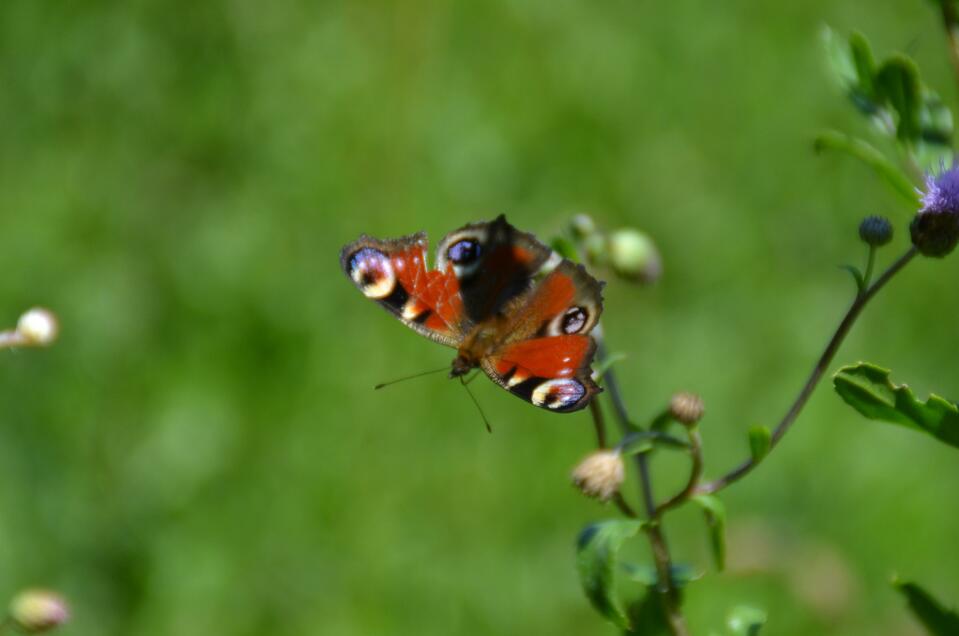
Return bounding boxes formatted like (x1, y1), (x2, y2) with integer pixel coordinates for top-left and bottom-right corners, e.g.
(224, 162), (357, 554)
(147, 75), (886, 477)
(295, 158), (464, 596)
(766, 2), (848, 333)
(341, 215), (604, 412)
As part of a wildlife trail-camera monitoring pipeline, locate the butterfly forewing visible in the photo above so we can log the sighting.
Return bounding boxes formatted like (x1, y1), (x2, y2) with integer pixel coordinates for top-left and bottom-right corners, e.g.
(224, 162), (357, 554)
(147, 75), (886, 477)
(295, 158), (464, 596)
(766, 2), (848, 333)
(340, 233), (464, 347)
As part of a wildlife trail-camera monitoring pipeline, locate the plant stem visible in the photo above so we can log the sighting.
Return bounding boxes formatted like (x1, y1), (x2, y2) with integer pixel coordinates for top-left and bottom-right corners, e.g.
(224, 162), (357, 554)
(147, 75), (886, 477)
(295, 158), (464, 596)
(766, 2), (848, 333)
(588, 399), (608, 448)
(595, 338), (690, 636)
(655, 426), (703, 517)
(0, 330), (27, 349)
(939, 0), (959, 91)
(696, 246), (917, 495)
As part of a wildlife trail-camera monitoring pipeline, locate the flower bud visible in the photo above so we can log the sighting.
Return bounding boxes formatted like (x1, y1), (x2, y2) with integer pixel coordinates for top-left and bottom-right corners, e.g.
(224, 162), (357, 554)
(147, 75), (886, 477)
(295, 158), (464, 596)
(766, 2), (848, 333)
(669, 392), (704, 426)
(16, 308), (59, 346)
(858, 215), (893, 247)
(569, 213), (597, 239)
(9, 589), (69, 633)
(912, 166), (959, 257)
(608, 228), (662, 283)
(582, 233), (609, 267)
(571, 450), (625, 502)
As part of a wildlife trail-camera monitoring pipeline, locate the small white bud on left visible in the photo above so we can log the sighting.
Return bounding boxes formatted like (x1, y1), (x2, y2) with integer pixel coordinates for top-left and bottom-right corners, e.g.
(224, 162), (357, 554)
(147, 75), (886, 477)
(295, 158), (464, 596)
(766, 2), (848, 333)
(16, 308), (59, 346)
(9, 589), (70, 633)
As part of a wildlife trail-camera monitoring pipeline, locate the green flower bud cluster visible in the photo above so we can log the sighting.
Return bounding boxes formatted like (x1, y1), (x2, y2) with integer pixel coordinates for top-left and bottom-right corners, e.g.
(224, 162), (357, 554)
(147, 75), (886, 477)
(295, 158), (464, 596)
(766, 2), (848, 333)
(565, 214), (662, 284)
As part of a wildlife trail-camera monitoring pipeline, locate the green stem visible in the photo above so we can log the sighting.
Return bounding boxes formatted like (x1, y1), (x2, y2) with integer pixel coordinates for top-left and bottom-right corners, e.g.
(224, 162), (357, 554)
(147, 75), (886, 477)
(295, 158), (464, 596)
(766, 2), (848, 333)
(594, 336), (689, 636)
(696, 246), (917, 495)
(939, 0), (959, 93)
(654, 425), (703, 517)
(862, 244), (876, 290)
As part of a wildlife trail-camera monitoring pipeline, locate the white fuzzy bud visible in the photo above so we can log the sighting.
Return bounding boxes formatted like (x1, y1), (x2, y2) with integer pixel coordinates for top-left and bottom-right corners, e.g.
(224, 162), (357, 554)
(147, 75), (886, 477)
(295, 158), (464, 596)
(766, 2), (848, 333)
(16, 308), (59, 346)
(571, 450), (625, 502)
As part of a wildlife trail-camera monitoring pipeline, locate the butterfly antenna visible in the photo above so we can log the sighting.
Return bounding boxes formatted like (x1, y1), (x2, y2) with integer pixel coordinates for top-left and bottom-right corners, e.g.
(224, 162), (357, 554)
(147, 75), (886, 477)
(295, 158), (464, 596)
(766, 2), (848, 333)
(374, 366), (448, 390)
(460, 375), (493, 433)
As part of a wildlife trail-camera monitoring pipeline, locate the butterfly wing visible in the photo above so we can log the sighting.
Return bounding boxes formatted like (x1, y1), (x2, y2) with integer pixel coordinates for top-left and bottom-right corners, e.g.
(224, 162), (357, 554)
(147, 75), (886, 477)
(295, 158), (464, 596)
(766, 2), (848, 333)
(481, 260), (604, 412)
(340, 232), (465, 347)
(434, 214), (551, 324)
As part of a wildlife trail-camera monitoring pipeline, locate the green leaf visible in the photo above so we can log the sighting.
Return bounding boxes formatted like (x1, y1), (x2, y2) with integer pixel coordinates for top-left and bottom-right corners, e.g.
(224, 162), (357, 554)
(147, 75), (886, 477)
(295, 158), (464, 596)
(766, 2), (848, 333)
(833, 362), (959, 449)
(692, 494), (727, 571)
(893, 579), (959, 635)
(726, 605), (767, 636)
(550, 236), (580, 262)
(577, 519), (647, 630)
(913, 88), (955, 173)
(821, 26), (858, 93)
(821, 27), (880, 114)
(626, 593), (672, 636)
(876, 55), (923, 143)
(618, 431), (689, 456)
(595, 351), (628, 379)
(848, 31), (879, 108)
(839, 264), (865, 294)
(919, 89), (954, 147)
(813, 131), (920, 206)
(622, 562), (701, 588)
(748, 425), (772, 462)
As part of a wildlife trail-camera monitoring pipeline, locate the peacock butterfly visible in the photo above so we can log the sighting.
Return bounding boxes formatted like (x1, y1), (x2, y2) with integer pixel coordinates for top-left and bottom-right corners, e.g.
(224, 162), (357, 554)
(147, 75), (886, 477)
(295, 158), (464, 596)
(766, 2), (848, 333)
(340, 215), (604, 412)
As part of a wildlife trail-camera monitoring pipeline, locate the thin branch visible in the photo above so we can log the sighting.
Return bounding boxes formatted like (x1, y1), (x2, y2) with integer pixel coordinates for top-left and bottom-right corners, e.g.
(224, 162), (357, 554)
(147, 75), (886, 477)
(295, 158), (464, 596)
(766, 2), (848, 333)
(613, 492), (638, 519)
(939, 0), (959, 91)
(0, 330), (27, 349)
(696, 246), (917, 495)
(588, 398), (608, 448)
(654, 426), (703, 517)
(595, 337), (689, 636)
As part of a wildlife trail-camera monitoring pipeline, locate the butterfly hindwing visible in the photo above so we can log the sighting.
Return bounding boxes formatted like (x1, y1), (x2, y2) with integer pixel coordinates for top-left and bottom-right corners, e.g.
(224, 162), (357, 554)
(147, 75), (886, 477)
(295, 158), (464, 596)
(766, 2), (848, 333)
(481, 260), (604, 412)
(340, 233), (464, 347)
(482, 335), (600, 412)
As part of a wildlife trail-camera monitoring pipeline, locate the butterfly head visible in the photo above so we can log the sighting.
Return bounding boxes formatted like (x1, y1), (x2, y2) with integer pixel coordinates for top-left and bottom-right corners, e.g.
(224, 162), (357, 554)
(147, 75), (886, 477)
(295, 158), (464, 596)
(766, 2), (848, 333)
(449, 353), (476, 378)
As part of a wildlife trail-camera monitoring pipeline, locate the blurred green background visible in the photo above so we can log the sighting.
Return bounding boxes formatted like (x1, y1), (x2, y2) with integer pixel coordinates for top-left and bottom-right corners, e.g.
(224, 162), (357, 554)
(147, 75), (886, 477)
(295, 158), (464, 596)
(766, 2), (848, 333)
(1, 1), (957, 634)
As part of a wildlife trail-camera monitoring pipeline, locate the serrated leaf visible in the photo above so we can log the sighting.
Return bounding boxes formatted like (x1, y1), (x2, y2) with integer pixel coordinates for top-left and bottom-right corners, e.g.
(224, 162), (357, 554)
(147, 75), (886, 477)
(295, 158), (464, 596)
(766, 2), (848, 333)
(813, 131), (920, 206)
(577, 519), (647, 630)
(748, 425), (771, 462)
(876, 56), (923, 143)
(893, 579), (959, 635)
(692, 494), (727, 572)
(726, 605), (767, 636)
(833, 363), (959, 449)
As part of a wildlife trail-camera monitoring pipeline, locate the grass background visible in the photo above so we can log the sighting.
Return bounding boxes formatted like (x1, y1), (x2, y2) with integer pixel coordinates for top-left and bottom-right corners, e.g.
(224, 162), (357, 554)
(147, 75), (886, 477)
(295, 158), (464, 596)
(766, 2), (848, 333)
(0, 1), (957, 634)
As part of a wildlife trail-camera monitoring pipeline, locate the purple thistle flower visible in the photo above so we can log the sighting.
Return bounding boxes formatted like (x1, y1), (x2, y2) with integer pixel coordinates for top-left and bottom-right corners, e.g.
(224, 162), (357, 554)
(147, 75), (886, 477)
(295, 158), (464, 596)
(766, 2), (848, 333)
(911, 162), (959, 257)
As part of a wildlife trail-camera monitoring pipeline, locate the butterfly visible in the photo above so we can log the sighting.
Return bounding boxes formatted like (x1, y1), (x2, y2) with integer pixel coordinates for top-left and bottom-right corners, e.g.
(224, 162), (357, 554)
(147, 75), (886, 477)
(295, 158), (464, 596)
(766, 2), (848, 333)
(340, 215), (604, 412)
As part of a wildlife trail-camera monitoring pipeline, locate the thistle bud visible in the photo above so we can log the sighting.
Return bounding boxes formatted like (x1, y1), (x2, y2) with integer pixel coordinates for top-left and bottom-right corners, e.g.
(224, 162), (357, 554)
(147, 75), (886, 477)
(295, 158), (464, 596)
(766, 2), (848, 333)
(858, 215), (893, 247)
(608, 228), (662, 283)
(911, 166), (959, 257)
(669, 392), (704, 426)
(569, 213), (597, 239)
(571, 450), (625, 502)
(9, 589), (69, 633)
(16, 308), (59, 346)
